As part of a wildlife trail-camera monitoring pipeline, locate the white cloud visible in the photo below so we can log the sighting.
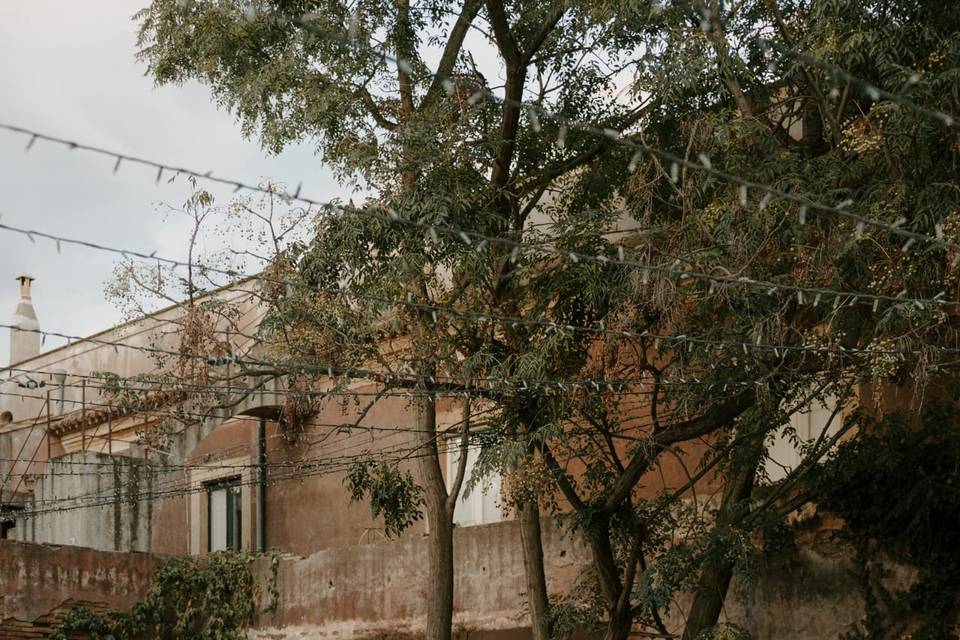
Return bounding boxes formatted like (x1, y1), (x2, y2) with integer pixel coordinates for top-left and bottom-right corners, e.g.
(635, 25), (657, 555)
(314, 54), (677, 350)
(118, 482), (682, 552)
(0, 1), (347, 365)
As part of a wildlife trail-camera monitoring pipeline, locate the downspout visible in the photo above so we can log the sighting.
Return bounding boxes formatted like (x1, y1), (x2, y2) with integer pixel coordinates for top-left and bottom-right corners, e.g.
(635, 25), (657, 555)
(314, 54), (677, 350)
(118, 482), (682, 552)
(52, 370), (66, 416)
(255, 418), (267, 552)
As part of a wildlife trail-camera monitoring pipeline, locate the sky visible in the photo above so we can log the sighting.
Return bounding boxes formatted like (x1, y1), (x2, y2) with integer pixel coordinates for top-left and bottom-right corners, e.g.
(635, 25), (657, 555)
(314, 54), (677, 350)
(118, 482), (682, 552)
(0, 2), (350, 365)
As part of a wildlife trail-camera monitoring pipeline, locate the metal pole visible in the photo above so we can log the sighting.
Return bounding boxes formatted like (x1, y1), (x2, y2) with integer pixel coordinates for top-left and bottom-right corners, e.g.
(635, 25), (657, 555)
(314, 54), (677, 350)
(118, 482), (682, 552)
(256, 418), (267, 553)
(46, 391), (51, 459)
(107, 407), (113, 455)
(80, 379), (86, 451)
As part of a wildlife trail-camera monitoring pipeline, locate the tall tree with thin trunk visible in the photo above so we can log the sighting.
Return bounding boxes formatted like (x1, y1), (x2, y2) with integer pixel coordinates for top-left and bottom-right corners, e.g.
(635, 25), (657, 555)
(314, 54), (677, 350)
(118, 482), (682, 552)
(133, 0), (960, 638)
(136, 2), (648, 639)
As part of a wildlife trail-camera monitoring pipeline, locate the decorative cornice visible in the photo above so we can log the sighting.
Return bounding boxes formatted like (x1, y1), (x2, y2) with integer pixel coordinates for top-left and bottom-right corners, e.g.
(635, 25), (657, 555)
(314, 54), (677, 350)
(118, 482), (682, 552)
(45, 391), (183, 437)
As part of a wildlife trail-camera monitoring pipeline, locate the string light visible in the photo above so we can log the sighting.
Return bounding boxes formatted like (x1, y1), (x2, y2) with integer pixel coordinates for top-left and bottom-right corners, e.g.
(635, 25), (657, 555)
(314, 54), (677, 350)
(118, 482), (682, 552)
(0, 221), (949, 368)
(1, 323), (944, 416)
(0, 405), (661, 518)
(282, 14), (959, 255)
(3, 443), (461, 521)
(0, 320), (795, 395)
(1, 120), (954, 313)
(1, 23), (952, 449)
(759, 38), (959, 132)
(4, 9), (952, 532)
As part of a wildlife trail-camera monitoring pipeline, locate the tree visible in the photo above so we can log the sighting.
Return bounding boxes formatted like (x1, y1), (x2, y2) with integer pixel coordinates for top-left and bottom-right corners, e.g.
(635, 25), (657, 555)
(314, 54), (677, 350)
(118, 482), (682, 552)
(481, 0), (960, 637)
(132, 0), (960, 639)
(136, 2), (649, 639)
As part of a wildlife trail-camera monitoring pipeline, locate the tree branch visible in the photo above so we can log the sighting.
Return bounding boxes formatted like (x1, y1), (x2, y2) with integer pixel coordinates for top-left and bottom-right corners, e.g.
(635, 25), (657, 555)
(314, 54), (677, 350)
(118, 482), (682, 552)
(484, 0), (520, 65)
(514, 101), (657, 198)
(445, 399), (472, 516)
(290, 20), (399, 131)
(357, 85), (399, 131)
(520, 2), (567, 66)
(395, 0), (416, 127)
(540, 441), (587, 511)
(705, 4), (754, 119)
(421, 0), (483, 111)
(485, 0), (526, 206)
(603, 390), (755, 514)
(762, 0), (840, 146)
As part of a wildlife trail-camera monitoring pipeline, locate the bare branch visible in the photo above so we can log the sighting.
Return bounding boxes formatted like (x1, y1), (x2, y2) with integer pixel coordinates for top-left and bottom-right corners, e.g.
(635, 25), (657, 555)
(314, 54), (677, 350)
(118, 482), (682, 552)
(422, 0), (483, 111)
(445, 399), (472, 516)
(604, 390), (755, 515)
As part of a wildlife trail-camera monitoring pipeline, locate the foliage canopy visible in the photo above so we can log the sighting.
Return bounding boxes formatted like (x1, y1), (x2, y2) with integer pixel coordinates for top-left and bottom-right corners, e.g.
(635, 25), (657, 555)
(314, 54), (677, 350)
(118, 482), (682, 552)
(131, 0), (960, 638)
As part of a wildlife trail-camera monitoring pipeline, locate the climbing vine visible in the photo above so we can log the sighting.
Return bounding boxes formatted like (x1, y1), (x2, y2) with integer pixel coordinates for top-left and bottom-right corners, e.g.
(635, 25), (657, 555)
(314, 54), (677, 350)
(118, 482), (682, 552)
(52, 551), (279, 640)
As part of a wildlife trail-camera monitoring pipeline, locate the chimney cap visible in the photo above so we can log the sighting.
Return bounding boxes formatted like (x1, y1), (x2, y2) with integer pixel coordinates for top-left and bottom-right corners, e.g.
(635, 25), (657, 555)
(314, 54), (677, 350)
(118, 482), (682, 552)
(14, 274), (36, 303)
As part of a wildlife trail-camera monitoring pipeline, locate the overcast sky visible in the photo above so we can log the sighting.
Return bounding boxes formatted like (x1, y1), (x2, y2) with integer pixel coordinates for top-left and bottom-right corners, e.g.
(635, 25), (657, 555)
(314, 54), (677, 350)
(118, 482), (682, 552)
(0, 2), (350, 365)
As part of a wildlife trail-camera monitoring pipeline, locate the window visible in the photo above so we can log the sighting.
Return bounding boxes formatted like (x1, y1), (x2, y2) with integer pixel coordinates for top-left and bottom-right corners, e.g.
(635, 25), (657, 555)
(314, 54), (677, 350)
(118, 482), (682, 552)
(445, 435), (502, 527)
(766, 395), (842, 482)
(207, 478), (242, 551)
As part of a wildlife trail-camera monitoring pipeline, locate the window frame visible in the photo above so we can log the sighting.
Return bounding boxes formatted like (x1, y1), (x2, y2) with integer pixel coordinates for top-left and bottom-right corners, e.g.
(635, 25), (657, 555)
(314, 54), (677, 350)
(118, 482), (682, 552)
(206, 476), (242, 552)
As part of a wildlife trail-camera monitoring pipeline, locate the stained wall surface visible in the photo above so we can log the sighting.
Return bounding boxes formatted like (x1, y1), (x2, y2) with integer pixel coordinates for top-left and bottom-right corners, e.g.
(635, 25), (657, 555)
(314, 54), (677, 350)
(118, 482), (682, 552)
(12, 451), (155, 552)
(0, 521), (867, 640)
(0, 539), (157, 631)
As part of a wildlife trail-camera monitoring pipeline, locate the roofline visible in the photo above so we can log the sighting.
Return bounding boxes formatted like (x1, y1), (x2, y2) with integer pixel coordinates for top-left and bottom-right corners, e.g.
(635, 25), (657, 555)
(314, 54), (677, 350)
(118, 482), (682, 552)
(1, 275), (260, 372)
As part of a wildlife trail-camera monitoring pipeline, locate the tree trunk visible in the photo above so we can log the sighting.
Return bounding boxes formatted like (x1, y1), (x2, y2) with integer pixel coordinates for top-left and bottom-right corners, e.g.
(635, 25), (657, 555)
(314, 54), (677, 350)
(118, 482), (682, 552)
(681, 454), (760, 640)
(519, 499), (551, 640)
(588, 523), (635, 640)
(425, 508), (455, 640)
(603, 608), (634, 640)
(414, 388), (454, 640)
(681, 555), (736, 640)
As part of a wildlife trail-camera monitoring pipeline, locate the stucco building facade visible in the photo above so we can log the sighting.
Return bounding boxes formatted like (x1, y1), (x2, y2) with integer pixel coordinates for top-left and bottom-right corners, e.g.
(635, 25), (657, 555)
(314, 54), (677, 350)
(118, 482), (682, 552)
(0, 275), (863, 638)
(0, 275), (516, 557)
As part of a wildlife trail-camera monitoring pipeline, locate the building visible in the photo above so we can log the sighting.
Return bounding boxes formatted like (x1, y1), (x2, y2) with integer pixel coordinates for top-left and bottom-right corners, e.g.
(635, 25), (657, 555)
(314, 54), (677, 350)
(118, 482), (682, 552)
(0, 274), (868, 639)
(0, 274), (509, 556)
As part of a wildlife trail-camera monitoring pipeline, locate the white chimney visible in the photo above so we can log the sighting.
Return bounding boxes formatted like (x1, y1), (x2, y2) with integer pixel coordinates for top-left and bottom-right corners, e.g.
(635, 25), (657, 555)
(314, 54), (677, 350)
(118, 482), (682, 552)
(10, 274), (40, 364)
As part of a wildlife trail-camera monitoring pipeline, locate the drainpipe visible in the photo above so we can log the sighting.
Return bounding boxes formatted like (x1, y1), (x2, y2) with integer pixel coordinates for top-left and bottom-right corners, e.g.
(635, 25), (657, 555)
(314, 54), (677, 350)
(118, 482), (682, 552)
(255, 418), (267, 552)
(51, 370), (66, 416)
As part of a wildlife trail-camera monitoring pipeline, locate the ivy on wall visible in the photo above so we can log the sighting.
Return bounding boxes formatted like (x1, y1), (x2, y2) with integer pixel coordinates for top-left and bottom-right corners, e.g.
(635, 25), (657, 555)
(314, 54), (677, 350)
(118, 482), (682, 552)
(52, 551), (279, 640)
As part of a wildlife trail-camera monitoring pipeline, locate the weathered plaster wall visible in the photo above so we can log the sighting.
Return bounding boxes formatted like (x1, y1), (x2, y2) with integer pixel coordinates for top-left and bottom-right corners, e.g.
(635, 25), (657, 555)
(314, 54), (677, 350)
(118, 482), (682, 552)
(727, 549), (864, 639)
(262, 389), (430, 555)
(0, 521), (867, 640)
(149, 488), (189, 555)
(250, 518), (586, 640)
(0, 539), (157, 626)
(16, 451), (154, 552)
(249, 520), (866, 640)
